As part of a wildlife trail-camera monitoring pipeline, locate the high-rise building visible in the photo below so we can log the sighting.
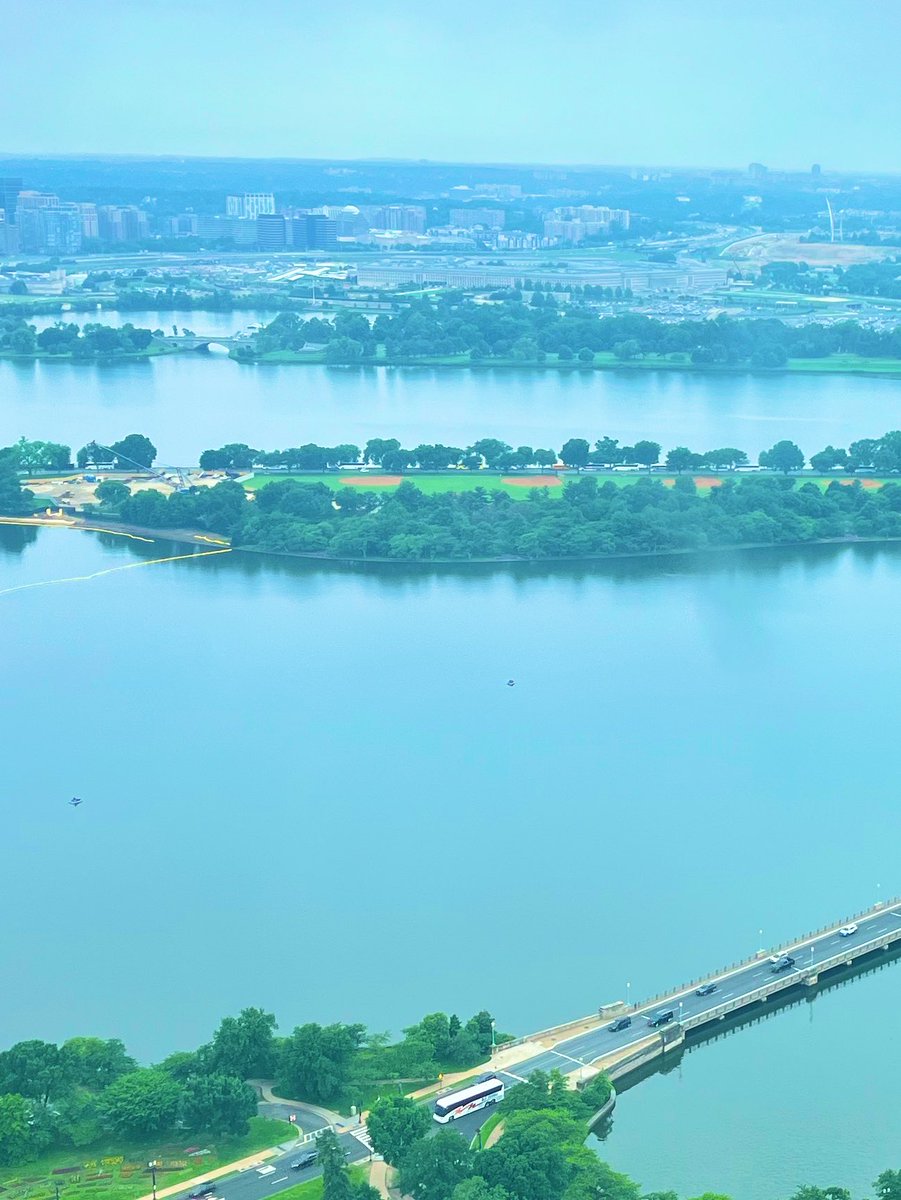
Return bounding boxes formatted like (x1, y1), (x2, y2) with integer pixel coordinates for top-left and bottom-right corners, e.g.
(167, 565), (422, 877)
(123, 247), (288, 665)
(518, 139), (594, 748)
(303, 214), (338, 251)
(17, 192), (61, 251)
(76, 203), (99, 239)
(97, 205), (149, 242)
(366, 205), (426, 234)
(0, 176), (23, 224)
(256, 213), (287, 250)
(228, 192), (275, 219)
(40, 205), (83, 254)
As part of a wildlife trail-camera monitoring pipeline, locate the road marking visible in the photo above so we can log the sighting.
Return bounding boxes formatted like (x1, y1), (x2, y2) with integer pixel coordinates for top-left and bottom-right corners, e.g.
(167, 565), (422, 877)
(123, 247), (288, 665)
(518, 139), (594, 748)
(499, 1069), (528, 1083)
(551, 1050), (586, 1066)
(270, 1178), (288, 1185)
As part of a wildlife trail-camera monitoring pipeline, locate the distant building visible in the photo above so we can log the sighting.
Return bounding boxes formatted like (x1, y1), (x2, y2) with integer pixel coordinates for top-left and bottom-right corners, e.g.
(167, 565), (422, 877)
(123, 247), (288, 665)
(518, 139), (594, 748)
(227, 192), (275, 219)
(97, 205), (150, 242)
(449, 207), (505, 229)
(17, 192), (61, 251)
(748, 162), (768, 180)
(543, 205), (630, 243)
(40, 205), (84, 254)
(75, 203), (99, 239)
(0, 176), (23, 224)
(256, 213), (288, 250)
(811, 163), (822, 177)
(365, 205), (426, 234)
(295, 214), (338, 251)
(473, 183), (522, 200)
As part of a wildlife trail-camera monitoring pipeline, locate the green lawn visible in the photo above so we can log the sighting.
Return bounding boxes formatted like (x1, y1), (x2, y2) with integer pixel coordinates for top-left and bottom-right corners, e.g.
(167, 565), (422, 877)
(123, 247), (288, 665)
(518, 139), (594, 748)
(245, 470), (899, 501)
(0, 1118), (297, 1200)
(271, 1167), (367, 1200)
(470, 1113), (504, 1150)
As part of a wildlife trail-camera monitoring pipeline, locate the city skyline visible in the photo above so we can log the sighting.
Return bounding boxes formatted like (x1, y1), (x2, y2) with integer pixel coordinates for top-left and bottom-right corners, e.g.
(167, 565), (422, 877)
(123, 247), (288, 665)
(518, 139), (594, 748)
(4, 0), (901, 171)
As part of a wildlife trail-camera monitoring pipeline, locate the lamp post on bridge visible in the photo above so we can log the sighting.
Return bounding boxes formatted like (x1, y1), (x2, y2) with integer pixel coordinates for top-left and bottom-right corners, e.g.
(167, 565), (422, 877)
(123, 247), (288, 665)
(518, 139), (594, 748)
(626, 981), (631, 1009)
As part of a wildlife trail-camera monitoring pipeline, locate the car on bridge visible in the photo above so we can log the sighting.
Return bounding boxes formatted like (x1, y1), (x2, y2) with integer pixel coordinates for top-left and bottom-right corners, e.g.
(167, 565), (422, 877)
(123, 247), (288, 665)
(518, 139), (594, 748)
(608, 1016), (632, 1032)
(770, 954), (796, 972)
(647, 1009), (675, 1027)
(839, 923), (859, 937)
(695, 982), (718, 996)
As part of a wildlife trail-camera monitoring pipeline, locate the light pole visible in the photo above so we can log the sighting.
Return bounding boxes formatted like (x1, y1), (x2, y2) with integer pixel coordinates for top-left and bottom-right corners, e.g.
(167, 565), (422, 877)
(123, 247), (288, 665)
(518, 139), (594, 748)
(758, 928), (764, 954)
(626, 981), (631, 1009)
(490, 1018), (496, 1054)
(149, 1163), (158, 1200)
(678, 1000), (683, 1026)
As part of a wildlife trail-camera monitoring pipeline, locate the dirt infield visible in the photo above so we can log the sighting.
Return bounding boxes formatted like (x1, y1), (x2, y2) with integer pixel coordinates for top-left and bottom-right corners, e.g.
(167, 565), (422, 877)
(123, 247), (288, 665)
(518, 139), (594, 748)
(502, 475), (564, 487)
(839, 477), (883, 488)
(661, 476), (724, 488)
(341, 475), (404, 486)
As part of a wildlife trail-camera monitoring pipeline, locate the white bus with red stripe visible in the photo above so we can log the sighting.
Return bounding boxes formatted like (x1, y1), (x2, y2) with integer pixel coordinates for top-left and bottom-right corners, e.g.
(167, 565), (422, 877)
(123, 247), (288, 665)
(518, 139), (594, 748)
(433, 1077), (505, 1123)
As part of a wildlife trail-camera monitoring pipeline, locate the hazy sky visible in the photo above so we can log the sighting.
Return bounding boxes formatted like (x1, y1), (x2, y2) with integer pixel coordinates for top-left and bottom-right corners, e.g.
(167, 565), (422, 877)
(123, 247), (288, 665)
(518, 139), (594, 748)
(5, 0), (900, 170)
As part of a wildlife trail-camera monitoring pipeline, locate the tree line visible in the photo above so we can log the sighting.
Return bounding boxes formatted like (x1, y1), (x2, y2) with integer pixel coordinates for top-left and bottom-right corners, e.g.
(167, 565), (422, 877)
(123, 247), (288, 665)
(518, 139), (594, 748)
(0, 1005), (504, 1166)
(0, 316), (154, 357)
(197, 430), (901, 474)
(243, 300), (901, 367)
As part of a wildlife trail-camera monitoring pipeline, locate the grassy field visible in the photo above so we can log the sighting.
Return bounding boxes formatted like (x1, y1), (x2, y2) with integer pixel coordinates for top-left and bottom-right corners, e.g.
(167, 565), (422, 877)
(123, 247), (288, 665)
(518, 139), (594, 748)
(245, 470), (895, 499)
(269, 1166), (367, 1200)
(247, 347), (901, 376)
(470, 1112), (504, 1150)
(0, 1117), (296, 1200)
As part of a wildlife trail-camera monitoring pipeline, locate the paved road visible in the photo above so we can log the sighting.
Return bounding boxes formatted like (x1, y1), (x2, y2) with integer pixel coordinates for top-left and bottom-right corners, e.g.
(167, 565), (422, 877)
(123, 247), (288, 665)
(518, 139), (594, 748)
(488, 901), (901, 1086)
(174, 901), (901, 1200)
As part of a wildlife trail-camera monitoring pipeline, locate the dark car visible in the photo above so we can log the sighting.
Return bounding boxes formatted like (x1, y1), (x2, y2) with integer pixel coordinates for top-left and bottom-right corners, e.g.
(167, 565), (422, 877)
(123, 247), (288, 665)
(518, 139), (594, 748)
(647, 1009), (674, 1027)
(696, 982), (718, 997)
(291, 1153), (318, 1171)
(608, 1016), (632, 1033)
(188, 1187), (217, 1199)
(770, 954), (796, 973)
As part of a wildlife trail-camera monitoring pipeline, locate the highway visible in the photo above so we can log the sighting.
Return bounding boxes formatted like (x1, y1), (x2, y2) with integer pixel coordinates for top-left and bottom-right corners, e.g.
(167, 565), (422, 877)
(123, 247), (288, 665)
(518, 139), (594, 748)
(172, 899), (901, 1200)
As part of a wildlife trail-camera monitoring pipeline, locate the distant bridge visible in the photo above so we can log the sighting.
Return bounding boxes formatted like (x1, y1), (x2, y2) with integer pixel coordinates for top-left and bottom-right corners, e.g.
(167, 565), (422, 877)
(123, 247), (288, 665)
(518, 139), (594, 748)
(162, 335), (243, 352)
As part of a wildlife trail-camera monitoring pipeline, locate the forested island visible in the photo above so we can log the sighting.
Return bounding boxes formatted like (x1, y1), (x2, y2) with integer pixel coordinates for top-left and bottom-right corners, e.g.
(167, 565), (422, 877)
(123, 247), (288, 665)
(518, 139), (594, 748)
(242, 301), (901, 371)
(0, 314), (159, 359)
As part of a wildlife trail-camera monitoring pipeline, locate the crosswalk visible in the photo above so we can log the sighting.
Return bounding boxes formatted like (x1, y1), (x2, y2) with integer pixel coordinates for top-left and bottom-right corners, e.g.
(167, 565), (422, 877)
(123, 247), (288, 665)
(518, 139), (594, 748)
(350, 1125), (373, 1153)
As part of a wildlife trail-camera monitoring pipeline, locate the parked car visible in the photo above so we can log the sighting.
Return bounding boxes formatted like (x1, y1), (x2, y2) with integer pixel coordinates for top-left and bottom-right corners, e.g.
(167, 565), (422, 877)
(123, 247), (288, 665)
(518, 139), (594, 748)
(291, 1153), (317, 1171)
(608, 1016), (632, 1032)
(188, 1187), (216, 1199)
(839, 924), (859, 937)
(695, 982), (718, 997)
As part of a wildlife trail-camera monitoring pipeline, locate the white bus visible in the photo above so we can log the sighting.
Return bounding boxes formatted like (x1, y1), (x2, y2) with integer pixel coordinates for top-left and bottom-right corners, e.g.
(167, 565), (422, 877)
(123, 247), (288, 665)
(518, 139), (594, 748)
(433, 1077), (505, 1123)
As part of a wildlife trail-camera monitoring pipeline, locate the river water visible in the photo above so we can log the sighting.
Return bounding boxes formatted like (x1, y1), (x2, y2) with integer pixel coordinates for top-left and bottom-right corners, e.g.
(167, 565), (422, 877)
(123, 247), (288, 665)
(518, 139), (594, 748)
(2, 524), (901, 1198)
(3, 355), (901, 1198)
(2, 352), (901, 465)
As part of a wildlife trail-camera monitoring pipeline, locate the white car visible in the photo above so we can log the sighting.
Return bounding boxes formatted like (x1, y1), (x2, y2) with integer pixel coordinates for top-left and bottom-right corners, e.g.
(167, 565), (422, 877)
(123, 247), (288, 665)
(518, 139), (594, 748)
(838, 923), (859, 937)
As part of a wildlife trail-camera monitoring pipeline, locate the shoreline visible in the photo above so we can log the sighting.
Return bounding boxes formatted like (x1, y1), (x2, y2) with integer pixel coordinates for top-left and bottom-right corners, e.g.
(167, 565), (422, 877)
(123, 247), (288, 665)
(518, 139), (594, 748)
(48, 517), (901, 568)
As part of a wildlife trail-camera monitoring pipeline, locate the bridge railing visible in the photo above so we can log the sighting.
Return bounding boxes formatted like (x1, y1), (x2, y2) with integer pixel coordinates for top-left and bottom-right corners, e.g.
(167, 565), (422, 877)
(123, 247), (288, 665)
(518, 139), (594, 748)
(499, 897), (901, 1054)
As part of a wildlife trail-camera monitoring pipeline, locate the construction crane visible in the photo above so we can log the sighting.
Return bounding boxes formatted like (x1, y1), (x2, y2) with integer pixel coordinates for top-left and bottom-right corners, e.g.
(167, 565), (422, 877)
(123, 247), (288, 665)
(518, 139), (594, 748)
(82, 441), (194, 492)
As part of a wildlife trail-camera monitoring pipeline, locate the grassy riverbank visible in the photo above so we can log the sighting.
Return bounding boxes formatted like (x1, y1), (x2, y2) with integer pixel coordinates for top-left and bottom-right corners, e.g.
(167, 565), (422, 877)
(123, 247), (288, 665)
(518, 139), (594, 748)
(0, 343), (178, 362)
(244, 348), (901, 376)
(0, 1117), (296, 1200)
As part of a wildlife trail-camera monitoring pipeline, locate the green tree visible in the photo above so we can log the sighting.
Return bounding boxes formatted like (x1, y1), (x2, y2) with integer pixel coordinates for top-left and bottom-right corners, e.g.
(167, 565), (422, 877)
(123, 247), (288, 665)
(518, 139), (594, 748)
(809, 446), (848, 473)
(62, 1038), (135, 1090)
(364, 438), (401, 466)
(181, 1073), (257, 1136)
(577, 347), (594, 363)
(632, 441), (662, 471)
(398, 1130), (474, 1200)
(451, 1181), (509, 1200)
(0, 1094), (32, 1166)
(759, 440), (804, 474)
(100, 1069), (183, 1138)
(875, 1171), (901, 1200)
(0, 1041), (73, 1106)
(560, 439), (590, 470)
(208, 1007), (278, 1079)
(280, 1023), (365, 1104)
(109, 434), (157, 470)
(665, 446), (702, 473)
(94, 481), (131, 508)
(325, 336), (364, 364)
(367, 1095), (431, 1166)
(319, 1128), (353, 1200)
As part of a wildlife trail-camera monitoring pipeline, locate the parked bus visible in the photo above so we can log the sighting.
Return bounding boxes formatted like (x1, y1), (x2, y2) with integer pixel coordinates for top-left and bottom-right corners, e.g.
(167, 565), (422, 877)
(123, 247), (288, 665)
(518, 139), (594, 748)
(433, 1077), (505, 1123)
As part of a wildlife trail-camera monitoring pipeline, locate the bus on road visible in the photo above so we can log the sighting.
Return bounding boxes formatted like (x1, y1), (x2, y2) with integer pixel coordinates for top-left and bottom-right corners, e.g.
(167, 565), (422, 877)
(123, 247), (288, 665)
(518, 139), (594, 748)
(433, 1077), (505, 1123)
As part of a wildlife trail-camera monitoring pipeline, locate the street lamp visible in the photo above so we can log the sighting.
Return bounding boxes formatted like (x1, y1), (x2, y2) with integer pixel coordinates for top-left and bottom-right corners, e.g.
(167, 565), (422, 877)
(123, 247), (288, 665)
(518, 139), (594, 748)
(626, 981), (631, 1009)
(490, 1019), (496, 1053)
(678, 1001), (683, 1026)
(148, 1163), (158, 1200)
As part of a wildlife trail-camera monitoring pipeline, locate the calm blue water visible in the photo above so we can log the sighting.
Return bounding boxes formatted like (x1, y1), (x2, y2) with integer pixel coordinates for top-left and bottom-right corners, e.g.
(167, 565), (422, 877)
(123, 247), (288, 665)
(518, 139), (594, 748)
(2, 525), (900, 1198)
(2, 354), (901, 466)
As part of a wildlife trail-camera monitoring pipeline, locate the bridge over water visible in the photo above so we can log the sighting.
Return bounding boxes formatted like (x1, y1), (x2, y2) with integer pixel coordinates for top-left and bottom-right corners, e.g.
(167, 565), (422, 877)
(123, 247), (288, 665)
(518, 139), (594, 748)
(482, 896), (901, 1095)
